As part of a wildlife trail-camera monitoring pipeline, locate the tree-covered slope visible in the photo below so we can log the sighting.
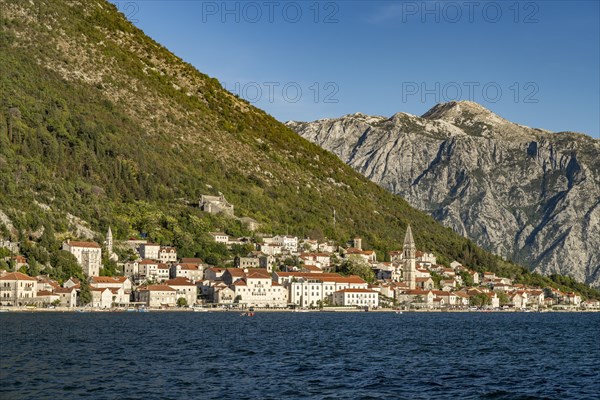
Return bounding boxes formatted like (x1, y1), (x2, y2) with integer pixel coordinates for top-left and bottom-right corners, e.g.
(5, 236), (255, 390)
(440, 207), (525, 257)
(0, 0), (597, 297)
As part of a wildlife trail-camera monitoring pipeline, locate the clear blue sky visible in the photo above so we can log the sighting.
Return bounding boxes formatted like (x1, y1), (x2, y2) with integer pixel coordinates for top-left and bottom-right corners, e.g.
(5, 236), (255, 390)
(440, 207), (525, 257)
(110, 0), (600, 137)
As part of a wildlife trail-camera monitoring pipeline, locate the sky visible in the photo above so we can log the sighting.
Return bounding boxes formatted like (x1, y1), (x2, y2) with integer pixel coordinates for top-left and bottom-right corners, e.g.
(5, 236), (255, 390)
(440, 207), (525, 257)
(109, 0), (600, 137)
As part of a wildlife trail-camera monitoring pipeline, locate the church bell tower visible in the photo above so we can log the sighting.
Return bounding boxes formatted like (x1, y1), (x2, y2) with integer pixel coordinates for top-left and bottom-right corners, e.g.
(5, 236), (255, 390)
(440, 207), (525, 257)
(403, 225), (417, 289)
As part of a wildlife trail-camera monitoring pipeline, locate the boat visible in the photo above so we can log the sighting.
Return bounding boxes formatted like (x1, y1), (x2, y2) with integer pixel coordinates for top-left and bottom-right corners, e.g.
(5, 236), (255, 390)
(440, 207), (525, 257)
(395, 310), (403, 315)
(194, 307), (209, 312)
(240, 311), (255, 317)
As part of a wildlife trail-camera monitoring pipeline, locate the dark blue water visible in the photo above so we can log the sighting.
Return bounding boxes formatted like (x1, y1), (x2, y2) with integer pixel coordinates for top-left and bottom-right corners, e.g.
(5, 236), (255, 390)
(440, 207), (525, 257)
(1, 312), (599, 399)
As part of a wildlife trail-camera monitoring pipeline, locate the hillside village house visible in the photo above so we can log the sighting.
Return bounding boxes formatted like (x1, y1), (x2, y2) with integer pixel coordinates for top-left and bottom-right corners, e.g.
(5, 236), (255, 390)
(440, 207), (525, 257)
(209, 232), (229, 245)
(272, 235), (299, 253)
(236, 256), (261, 269)
(159, 247), (178, 263)
(54, 287), (78, 308)
(231, 269), (288, 307)
(204, 267), (226, 281)
(258, 243), (283, 256)
(137, 285), (177, 307)
(171, 263), (204, 282)
(124, 260), (140, 277)
(134, 260), (170, 282)
(332, 288), (379, 308)
(91, 287), (113, 309)
(214, 285), (235, 304)
(165, 277), (197, 306)
(35, 290), (60, 306)
(139, 243), (161, 260)
(62, 240), (102, 277)
(0, 272), (38, 306)
(90, 276), (131, 305)
(63, 277), (81, 289)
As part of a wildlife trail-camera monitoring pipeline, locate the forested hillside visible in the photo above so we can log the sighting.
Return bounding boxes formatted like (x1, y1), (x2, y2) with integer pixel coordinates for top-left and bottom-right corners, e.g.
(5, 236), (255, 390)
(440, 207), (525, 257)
(0, 0), (597, 297)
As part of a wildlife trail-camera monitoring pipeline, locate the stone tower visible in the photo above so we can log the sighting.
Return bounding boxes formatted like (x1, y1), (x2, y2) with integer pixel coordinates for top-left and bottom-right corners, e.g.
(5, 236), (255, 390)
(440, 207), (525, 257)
(403, 225), (417, 289)
(106, 226), (113, 256)
(353, 237), (362, 251)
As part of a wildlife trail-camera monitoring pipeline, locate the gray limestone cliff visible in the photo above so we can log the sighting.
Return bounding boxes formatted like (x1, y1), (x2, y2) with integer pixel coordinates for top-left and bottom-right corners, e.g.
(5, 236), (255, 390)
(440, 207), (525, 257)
(287, 101), (600, 286)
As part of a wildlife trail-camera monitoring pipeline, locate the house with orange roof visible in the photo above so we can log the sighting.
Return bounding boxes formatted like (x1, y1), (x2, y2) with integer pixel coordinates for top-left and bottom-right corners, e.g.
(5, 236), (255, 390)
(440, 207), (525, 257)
(35, 290), (60, 306)
(91, 287), (113, 309)
(509, 292), (527, 309)
(230, 269), (287, 307)
(54, 287), (78, 308)
(0, 272), (38, 306)
(172, 263), (204, 282)
(165, 277), (197, 306)
(63, 277), (81, 289)
(344, 248), (376, 262)
(282, 273), (369, 308)
(159, 247), (178, 263)
(36, 275), (61, 292)
(415, 277), (434, 290)
(62, 240), (102, 277)
(12, 255), (27, 269)
(136, 285), (177, 307)
(564, 292), (582, 306)
(90, 276), (132, 292)
(214, 285), (235, 304)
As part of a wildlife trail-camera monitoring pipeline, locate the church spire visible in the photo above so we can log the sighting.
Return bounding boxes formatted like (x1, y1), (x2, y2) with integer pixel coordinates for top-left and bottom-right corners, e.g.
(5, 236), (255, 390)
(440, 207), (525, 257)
(403, 224), (417, 289)
(403, 224), (416, 259)
(106, 226), (113, 256)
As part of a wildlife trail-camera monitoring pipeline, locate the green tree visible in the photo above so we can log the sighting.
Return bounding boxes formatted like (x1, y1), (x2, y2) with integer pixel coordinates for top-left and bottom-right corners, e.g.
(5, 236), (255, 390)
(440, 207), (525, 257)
(177, 297), (188, 307)
(50, 250), (83, 282)
(338, 255), (375, 283)
(470, 293), (491, 307)
(497, 291), (510, 306)
(79, 279), (92, 306)
(459, 270), (474, 287)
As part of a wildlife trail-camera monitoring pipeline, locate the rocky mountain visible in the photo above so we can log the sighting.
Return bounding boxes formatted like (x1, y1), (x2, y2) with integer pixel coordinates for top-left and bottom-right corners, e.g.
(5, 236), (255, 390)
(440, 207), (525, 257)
(288, 101), (600, 286)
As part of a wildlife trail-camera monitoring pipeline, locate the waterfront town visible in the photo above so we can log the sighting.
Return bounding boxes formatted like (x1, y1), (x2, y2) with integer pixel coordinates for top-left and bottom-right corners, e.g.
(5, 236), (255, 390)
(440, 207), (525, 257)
(1, 195), (598, 312)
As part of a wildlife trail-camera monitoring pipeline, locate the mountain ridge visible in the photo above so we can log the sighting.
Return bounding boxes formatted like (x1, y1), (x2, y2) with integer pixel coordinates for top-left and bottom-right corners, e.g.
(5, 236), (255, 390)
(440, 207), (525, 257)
(288, 102), (600, 287)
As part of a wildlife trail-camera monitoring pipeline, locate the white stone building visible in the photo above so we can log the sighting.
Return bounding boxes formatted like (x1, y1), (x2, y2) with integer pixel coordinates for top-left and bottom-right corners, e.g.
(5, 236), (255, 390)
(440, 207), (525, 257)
(0, 272), (38, 306)
(139, 243), (161, 260)
(209, 232), (229, 245)
(230, 269), (287, 307)
(171, 263), (204, 282)
(273, 235), (298, 253)
(159, 247), (178, 263)
(332, 288), (379, 308)
(274, 272), (368, 308)
(62, 241), (102, 277)
(165, 277), (197, 306)
(137, 285), (177, 307)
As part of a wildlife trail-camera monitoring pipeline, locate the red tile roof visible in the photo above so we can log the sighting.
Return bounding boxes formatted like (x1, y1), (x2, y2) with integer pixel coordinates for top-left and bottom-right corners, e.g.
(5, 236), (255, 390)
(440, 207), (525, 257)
(165, 277), (195, 286)
(0, 272), (36, 281)
(141, 285), (176, 292)
(66, 241), (101, 248)
(335, 288), (377, 294)
(180, 258), (204, 264)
